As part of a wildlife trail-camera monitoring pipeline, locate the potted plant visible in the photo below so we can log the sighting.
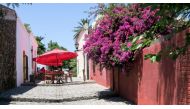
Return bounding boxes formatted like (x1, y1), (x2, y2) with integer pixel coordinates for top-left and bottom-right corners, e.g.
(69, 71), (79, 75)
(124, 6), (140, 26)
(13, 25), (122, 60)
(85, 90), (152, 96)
(30, 72), (35, 83)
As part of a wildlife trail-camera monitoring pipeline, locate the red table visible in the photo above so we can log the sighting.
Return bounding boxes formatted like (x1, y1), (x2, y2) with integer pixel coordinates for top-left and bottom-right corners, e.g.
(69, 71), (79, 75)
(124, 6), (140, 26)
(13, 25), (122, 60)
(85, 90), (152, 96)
(45, 71), (64, 84)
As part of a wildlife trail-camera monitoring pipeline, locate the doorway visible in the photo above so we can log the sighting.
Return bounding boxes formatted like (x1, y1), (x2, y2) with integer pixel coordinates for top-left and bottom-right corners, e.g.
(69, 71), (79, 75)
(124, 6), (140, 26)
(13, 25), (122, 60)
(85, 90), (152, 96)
(23, 51), (28, 82)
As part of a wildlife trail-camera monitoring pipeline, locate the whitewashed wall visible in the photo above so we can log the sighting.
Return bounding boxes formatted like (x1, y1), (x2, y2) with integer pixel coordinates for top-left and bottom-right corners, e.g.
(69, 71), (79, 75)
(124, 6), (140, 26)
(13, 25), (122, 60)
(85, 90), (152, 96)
(16, 18), (38, 86)
(76, 27), (88, 80)
(76, 16), (103, 80)
(30, 33), (38, 73)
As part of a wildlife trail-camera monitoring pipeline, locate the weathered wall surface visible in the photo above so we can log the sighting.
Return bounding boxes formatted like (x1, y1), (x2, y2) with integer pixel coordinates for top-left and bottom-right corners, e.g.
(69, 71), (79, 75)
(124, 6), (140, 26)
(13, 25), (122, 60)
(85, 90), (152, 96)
(0, 19), (16, 92)
(90, 28), (190, 105)
(135, 29), (190, 105)
(89, 59), (112, 88)
(0, 5), (38, 89)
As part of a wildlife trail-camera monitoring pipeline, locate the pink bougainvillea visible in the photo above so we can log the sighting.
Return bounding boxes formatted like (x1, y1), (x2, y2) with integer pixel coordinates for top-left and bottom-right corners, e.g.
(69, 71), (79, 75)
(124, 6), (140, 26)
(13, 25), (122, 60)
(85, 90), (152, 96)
(84, 4), (160, 67)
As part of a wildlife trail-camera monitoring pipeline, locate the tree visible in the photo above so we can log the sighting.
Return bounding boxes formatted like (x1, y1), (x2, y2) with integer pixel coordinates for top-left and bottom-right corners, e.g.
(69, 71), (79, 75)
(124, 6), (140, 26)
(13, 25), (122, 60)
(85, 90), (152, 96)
(24, 23), (32, 33)
(47, 40), (77, 75)
(67, 59), (77, 76)
(5, 3), (32, 9)
(0, 3), (31, 18)
(84, 4), (160, 67)
(86, 3), (128, 20)
(84, 3), (190, 66)
(62, 59), (77, 77)
(6, 3), (20, 8)
(73, 18), (90, 40)
(47, 40), (66, 70)
(35, 36), (46, 55)
(47, 40), (67, 51)
(139, 4), (190, 62)
(62, 59), (76, 70)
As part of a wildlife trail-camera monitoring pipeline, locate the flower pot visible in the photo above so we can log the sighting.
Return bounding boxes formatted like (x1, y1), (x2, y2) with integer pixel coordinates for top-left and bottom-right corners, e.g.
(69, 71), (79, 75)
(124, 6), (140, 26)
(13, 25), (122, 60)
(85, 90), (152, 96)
(30, 74), (35, 83)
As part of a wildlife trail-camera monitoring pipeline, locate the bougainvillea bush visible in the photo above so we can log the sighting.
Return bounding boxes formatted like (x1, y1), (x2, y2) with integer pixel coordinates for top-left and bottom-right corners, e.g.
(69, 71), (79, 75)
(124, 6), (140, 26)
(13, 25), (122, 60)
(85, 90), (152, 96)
(83, 4), (161, 67)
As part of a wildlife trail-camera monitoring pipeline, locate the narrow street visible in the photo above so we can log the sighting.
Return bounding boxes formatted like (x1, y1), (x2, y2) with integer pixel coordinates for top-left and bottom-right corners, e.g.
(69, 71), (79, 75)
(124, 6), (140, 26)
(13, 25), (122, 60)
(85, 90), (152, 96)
(0, 78), (131, 105)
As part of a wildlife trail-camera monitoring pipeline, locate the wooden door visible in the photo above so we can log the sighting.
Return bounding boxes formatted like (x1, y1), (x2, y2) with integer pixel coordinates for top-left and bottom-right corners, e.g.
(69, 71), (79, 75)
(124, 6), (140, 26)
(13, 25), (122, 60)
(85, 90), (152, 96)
(23, 51), (28, 82)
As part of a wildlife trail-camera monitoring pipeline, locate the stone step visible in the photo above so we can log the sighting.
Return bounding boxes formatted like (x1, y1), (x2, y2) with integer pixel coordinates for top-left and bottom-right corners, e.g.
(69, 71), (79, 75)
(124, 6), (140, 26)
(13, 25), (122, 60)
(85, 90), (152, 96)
(0, 97), (132, 105)
(0, 90), (118, 103)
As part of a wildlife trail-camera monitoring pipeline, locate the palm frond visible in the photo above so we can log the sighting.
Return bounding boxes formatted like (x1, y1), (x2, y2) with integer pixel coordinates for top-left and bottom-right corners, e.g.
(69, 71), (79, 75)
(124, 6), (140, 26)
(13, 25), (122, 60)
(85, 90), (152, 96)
(73, 18), (90, 40)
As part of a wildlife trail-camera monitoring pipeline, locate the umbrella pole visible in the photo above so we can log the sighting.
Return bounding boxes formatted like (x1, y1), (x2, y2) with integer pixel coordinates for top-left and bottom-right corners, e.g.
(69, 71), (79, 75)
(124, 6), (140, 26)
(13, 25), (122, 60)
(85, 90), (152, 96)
(56, 54), (58, 67)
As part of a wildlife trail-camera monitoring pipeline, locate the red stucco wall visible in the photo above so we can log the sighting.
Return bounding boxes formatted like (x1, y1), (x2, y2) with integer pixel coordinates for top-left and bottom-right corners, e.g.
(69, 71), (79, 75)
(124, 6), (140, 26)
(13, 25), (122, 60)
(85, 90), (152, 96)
(137, 29), (190, 105)
(89, 28), (190, 104)
(89, 60), (112, 88)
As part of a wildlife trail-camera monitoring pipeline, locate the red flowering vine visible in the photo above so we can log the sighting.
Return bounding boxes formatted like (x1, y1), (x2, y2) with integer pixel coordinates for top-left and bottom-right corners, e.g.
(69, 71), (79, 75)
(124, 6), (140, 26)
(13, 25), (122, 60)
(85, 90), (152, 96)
(84, 4), (160, 67)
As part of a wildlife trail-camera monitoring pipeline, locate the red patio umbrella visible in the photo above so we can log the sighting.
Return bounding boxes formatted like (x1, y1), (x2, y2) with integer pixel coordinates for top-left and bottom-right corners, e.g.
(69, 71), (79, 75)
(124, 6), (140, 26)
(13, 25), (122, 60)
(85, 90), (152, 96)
(33, 48), (78, 66)
(36, 61), (63, 67)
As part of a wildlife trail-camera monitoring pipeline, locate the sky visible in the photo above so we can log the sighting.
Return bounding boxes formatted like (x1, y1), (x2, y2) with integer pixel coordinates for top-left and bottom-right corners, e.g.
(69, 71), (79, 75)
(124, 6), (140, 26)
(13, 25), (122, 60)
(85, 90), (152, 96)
(15, 3), (97, 52)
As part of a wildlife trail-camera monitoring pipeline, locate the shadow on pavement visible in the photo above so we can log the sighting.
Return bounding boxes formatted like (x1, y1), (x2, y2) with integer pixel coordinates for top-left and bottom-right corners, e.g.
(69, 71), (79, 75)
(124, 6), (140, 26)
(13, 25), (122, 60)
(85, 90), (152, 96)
(0, 86), (36, 105)
(97, 89), (135, 105)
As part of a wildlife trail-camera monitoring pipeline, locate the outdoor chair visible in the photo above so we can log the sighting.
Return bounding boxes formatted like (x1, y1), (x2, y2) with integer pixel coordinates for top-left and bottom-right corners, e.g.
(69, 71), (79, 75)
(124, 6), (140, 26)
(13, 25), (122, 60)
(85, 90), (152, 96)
(54, 71), (65, 84)
(44, 70), (53, 84)
(65, 71), (73, 82)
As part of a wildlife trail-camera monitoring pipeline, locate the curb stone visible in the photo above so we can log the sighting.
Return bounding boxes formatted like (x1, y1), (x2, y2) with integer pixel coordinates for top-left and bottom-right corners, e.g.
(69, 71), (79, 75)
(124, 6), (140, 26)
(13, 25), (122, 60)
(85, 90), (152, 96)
(0, 91), (118, 103)
(21, 81), (96, 86)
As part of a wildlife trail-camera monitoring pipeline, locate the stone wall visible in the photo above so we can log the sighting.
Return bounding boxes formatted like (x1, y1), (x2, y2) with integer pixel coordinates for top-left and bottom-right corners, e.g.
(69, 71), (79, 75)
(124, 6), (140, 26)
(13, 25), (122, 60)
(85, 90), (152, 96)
(0, 18), (16, 92)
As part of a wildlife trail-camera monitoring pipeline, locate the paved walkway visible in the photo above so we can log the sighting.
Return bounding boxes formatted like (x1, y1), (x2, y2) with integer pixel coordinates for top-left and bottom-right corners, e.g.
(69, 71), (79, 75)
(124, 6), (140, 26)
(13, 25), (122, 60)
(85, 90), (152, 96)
(0, 78), (131, 105)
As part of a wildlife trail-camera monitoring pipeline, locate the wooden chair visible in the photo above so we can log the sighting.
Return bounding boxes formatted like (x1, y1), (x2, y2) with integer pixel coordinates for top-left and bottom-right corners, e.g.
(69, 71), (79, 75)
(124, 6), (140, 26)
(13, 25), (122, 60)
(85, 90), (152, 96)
(44, 70), (53, 84)
(65, 71), (73, 82)
(53, 71), (64, 84)
(57, 71), (65, 84)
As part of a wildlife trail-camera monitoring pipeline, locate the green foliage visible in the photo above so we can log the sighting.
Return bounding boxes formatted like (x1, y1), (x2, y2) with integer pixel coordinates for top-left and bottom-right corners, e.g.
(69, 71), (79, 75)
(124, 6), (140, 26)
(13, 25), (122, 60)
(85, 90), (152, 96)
(86, 3), (128, 19)
(145, 33), (190, 62)
(140, 4), (190, 62)
(87, 3), (190, 64)
(144, 54), (161, 63)
(85, 3), (106, 19)
(121, 43), (128, 51)
(62, 56), (77, 75)
(47, 40), (67, 51)
(35, 36), (46, 55)
(73, 18), (89, 40)
(130, 43), (142, 51)
(6, 3), (20, 8)
(24, 23), (32, 33)
(5, 3), (32, 9)
(63, 59), (77, 70)
(47, 40), (77, 74)
(71, 67), (77, 77)
(129, 35), (151, 52)
(168, 33), (190, 60)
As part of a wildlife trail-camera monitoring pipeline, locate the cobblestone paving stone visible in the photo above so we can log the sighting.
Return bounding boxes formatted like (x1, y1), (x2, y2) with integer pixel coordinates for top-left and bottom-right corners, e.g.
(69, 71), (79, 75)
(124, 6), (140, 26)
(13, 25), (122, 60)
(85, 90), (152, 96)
(1, 84), (107, 100)
(0, 79), (131, 105)
(5, 97), (130, 105)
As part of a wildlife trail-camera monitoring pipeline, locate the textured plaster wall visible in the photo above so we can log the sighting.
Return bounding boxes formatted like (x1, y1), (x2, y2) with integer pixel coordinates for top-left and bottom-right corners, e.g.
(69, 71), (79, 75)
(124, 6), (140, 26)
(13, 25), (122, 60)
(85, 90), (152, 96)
(0, 17), (16, 92)
(90, 28), (190, 105)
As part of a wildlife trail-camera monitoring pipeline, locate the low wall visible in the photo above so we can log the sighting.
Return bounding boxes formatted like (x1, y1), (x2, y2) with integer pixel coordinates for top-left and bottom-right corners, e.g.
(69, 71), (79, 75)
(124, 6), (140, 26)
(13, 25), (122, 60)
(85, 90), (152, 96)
(89, 60), (112, 88)
(118, 28), (190, 104)
(89, 28), (190, 104)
